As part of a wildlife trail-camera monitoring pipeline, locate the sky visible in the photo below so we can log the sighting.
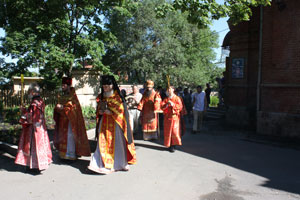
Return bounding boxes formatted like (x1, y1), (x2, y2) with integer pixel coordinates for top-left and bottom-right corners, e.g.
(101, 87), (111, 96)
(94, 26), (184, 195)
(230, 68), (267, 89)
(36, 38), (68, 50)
(210, 17), (229, 64)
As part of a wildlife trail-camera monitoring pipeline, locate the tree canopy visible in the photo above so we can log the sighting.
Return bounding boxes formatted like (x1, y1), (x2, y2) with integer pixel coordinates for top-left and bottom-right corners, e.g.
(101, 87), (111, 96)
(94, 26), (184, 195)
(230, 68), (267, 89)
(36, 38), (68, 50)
(0, 0), (271, 88)
(0, 0), (126, 88)
(156, 0), (271, 28)
(103, 0), (221, 88)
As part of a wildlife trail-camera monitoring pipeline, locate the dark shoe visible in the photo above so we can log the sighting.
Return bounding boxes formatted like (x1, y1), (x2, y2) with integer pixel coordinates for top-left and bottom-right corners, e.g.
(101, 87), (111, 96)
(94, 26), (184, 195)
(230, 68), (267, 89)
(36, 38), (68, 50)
(169, 146), (175, 153)
(191, 130), (196, 134)
(27, 168), (42, 175)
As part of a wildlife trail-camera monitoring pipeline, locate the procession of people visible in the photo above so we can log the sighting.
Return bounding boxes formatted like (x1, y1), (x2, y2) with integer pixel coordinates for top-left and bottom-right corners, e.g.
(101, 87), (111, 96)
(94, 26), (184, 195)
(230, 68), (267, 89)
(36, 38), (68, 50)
(14, 75), (209, 174)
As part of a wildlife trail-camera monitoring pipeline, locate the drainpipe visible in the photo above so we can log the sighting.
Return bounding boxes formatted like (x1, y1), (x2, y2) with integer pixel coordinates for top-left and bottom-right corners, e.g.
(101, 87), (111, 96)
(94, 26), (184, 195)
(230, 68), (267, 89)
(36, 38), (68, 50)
(256, 5), (263, 127)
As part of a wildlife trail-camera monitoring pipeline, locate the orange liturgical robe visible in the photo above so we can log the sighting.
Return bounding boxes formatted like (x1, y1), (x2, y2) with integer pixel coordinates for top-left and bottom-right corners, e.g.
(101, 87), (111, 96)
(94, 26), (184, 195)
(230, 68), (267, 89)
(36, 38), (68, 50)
(137, 91), (162, 140)
(54, 87), (91, 159)
(161, 94), (183, 147)
(88, 91), (136, 173)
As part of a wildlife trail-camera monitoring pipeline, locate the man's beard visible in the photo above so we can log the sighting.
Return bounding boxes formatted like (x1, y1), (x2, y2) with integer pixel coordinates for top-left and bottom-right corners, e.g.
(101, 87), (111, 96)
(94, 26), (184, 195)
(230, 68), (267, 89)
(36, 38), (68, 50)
(104, 90), (114, 97)
(166, 92), (174, 98)
(62, 87), (70, 95)
(145, 89), (152, 97)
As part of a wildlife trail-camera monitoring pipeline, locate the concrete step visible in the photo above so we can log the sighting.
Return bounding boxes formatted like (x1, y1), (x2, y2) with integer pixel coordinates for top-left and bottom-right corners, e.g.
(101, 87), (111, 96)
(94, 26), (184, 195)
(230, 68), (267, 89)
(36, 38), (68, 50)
(206, 112), (225, 118)
(208, 107), (227, 113)
(204, 107), (226, 120)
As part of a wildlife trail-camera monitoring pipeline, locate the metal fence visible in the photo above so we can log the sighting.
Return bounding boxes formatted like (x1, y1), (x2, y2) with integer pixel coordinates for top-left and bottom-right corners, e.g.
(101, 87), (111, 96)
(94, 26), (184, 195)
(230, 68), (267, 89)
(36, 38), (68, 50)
(0, 89), (58, 108)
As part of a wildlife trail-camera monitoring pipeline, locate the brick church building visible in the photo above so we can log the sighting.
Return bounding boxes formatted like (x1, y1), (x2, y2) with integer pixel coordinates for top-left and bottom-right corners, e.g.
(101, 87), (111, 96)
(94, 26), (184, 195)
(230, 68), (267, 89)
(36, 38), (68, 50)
(222, 0), (300, 138)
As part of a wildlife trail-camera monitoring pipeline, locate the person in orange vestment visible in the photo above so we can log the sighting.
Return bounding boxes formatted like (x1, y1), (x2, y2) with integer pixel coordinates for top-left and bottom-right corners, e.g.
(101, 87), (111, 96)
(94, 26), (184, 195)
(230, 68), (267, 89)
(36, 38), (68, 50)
(15, 83), (52, 172)
(137, 80), (162, 140)
(88, 75), (136, 175)
(53, 77), (91, 160)
(161, 86), (183, 152)
(175, 89), (187, 137)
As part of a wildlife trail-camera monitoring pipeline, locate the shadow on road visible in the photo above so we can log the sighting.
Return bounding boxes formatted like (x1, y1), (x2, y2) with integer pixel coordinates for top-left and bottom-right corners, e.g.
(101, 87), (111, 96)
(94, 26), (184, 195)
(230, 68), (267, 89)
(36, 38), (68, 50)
(50, 139), (97, 175)
(1, 119), (299, 195)
(51, 153), (92, 175)
(0, 140), (97, 175)
(173, 120), (300, 195)
(133, 118), (300, 195)
(0, 145), (43, 176)
(134, 142), (166, 152)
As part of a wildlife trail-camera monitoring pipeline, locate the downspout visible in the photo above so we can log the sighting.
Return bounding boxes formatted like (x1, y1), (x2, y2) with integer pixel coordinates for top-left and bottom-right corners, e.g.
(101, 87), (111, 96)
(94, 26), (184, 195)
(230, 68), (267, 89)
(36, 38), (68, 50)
(256, 5), (263, 127)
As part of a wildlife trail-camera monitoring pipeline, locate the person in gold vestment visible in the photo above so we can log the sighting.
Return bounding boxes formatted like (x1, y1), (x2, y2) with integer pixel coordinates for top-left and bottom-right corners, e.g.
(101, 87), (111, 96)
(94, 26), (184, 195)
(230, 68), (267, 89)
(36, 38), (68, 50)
(88, 75), (136, 175)
(137, 80), (162, 140)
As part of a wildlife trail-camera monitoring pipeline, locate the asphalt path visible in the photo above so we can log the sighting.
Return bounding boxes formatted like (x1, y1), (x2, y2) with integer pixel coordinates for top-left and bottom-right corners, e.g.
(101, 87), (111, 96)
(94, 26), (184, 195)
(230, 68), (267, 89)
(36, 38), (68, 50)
(1, 121), (300, 200)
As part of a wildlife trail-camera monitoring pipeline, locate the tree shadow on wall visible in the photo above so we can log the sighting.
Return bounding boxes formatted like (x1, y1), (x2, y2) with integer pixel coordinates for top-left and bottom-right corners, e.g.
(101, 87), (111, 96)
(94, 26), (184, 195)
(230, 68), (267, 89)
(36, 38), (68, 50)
(72, 69), (102, 97)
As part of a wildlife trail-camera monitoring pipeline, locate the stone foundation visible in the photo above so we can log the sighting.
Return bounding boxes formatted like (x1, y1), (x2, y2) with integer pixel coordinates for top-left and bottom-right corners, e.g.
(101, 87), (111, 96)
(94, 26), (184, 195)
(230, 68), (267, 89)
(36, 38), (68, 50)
(257, 111), (300, 138)
(225, 106), (256, 130)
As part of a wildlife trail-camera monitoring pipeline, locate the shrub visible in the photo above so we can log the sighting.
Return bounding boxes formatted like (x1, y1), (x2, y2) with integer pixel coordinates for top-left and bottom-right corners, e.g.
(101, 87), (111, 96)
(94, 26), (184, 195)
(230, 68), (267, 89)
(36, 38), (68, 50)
(210, 95), (219, 107)
(45, 105), (96, 130)
(82, 106), (96, 120)
(82, 106), (96, 130)
(0, 123), (22, 145)
(3, 107), (20, 124)
(45, 105), (55, 129)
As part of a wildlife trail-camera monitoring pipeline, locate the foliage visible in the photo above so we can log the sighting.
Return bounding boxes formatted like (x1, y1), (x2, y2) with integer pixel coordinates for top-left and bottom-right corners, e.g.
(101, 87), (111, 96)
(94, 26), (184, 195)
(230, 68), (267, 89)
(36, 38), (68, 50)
(104, 0), (222, 87)
(2, 107), (20, 124)
(0, 123), (22, 144)
(44, 104), (55, 129)
(156, 0), (272, 28)
(0, 0), (271, 89)
(81, 106), (96, 120)
(210, 95), (219, 107)
(44, 105), (96, 130)
(0, 0), (130, 89)
(0, 105), (96, 145)
(81, 106), (96, 130)
(85, 120), (96, 130)
(1, 105), (96, 130)
(0, 58), (38, 85)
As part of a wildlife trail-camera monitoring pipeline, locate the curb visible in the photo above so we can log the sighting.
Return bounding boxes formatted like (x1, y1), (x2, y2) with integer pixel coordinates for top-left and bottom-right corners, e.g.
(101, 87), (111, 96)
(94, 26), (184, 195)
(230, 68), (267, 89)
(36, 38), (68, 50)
(0, 141), (18, 149)
(87, 128), (96, 140)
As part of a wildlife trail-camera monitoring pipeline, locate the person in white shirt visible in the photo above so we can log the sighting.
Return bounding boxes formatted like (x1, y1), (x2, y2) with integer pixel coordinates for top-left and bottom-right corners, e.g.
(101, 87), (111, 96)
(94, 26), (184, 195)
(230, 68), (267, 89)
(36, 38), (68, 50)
(192, 85), (207, 134)
(126, 85), (143, 135)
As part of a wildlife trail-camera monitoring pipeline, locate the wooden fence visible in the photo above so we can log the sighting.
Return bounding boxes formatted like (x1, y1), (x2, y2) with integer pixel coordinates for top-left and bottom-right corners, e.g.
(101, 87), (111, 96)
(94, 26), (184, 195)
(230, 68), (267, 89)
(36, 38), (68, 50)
(0, 89), (58, 108)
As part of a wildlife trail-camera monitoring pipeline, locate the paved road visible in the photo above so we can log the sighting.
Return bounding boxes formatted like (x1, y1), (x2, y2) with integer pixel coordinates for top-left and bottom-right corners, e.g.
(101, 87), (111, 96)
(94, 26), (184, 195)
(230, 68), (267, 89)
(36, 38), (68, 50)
(1, 121), (300, 200)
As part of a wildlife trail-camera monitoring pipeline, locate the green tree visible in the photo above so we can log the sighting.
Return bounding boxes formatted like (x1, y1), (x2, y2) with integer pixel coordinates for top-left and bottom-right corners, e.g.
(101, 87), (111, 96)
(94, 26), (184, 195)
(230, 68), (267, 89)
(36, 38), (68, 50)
(0, 58), (9, 85)
(103, 0), (221, 87)
(156, 0), (271, 28)
(0, 0), (127, 89)
(0, 58), (38, 86)
(0, 0), (270, 89)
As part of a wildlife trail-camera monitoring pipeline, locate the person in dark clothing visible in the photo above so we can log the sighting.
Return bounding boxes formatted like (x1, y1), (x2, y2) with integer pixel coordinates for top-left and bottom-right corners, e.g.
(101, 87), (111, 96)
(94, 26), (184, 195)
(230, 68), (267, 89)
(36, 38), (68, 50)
(205, 83), (211, 108)
(182, 88), (192, 123)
